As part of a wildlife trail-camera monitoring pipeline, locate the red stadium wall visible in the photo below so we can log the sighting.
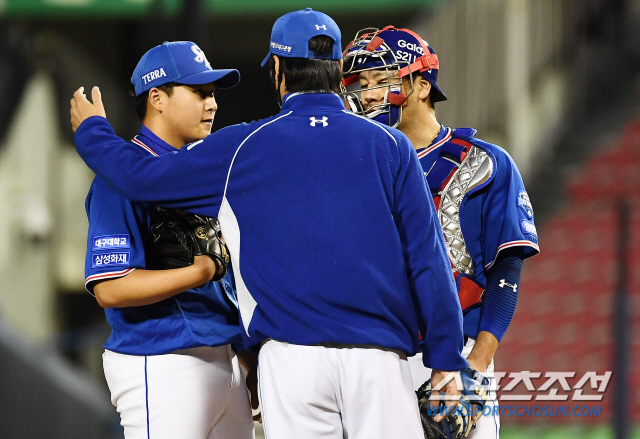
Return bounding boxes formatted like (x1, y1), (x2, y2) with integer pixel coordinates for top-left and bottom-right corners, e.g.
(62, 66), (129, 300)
(495, 119), (640, 425)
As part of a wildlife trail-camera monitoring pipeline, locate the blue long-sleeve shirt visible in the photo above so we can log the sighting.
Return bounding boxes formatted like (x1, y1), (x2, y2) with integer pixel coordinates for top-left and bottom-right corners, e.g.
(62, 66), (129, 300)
(74, 92), (468, 371)
(84, 126), (242, 355)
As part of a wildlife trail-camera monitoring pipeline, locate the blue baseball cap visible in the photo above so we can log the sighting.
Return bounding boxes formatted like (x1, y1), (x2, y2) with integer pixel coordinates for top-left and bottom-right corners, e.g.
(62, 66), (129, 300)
(131, 41), (240, 96)
(260, 8), (342, 67)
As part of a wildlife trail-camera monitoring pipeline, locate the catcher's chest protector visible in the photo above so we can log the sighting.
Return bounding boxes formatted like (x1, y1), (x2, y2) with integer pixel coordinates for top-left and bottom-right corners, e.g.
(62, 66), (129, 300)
(421, 128), (493, 312)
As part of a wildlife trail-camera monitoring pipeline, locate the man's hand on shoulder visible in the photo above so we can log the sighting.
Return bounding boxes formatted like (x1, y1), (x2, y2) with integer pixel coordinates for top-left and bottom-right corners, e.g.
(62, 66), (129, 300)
(70, 86), (107, 132)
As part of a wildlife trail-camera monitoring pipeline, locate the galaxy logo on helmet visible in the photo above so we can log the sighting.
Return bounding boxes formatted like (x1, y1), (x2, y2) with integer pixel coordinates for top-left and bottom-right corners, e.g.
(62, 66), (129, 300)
(260, 7), (342, 67)
(341, 26), (446, 128)
(131, 41), (240, 96)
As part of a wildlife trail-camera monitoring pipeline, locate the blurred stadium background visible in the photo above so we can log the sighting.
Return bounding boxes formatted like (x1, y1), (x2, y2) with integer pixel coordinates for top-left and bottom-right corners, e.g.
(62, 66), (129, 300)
(0, 0), (639, 438)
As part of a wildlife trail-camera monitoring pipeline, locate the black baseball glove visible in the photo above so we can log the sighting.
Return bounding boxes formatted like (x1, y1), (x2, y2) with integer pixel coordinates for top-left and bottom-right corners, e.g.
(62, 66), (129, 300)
(416, 367), (490, 439)
(149, 207), (230, 281)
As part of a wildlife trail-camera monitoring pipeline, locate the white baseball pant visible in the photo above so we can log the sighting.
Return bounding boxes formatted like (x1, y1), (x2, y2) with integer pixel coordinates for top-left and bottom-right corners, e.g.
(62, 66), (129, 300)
(102, 345), (255, 439)
(257, 340), (424, 439)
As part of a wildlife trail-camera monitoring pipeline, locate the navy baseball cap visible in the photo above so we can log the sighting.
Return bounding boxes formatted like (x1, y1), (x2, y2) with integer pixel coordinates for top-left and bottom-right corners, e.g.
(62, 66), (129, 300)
(260, 8), (342, 67)
(345, 26), (446, 102)
(131, 41), (240, 96)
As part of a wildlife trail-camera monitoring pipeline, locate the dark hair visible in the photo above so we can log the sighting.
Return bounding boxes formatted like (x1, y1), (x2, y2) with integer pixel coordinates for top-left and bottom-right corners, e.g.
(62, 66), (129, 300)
(267, 35), (342, 100)
(129, 82), (177, 121)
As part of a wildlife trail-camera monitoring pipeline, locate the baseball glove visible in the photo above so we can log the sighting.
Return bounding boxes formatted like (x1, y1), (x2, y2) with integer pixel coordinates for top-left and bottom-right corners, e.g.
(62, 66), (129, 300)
(149, 207), (230, 281)
(177, 210), (230, 281)
(416, 367), (490, 439)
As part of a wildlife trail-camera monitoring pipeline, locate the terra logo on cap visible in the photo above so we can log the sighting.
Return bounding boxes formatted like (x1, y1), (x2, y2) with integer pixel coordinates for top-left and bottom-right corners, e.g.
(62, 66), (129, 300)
(131, 41), (241, 96)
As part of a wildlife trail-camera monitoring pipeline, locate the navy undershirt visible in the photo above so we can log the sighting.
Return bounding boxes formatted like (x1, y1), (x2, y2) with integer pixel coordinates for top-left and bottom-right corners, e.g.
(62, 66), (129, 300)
(478, 252), (523, 342)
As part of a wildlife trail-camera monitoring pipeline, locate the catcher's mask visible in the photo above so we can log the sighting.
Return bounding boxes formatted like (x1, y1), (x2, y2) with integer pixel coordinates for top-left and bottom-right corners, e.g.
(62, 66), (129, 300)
(340, 26), (446, 128)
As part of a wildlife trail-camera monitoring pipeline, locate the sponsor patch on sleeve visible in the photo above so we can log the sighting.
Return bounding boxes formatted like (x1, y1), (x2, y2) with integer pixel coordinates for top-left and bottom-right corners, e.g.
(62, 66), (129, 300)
(92, 234), (130, 251)
(518, 191), (534, 218)
(520, 220), (538, 237)
(92, 252), (131, 269)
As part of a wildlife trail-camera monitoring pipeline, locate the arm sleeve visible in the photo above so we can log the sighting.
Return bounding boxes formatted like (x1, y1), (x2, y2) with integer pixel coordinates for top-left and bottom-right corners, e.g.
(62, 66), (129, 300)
(481, 150), (540, 272)
(478, 251), (523, 342)
(84, 178), (149, 294)
(392, 133), (468, 371)
(74, 116), (230, 216)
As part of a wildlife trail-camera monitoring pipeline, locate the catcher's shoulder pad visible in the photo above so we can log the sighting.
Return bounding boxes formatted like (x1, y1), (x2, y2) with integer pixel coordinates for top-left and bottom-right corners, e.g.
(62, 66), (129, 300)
(452, 127), (477, 141)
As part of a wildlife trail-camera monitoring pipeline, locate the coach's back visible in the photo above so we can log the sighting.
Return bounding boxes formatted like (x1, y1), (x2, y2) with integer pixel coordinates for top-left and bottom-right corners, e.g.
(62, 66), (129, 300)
(213, 92), (459, 362)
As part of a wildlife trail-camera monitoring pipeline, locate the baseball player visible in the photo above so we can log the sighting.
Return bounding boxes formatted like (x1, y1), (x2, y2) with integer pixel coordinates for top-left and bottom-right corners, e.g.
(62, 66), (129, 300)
(83, 41), (255, 439)
(70, 9), (470, 439)
(341, 26), (541, 437)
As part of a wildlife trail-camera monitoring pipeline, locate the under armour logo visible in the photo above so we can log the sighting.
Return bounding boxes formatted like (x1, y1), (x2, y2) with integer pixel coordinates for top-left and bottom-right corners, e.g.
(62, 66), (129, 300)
(315, 24), (327, 30)
(191, 45), (211, 68)
(499, 279), (518, 292)
(310, 116), (328, 127)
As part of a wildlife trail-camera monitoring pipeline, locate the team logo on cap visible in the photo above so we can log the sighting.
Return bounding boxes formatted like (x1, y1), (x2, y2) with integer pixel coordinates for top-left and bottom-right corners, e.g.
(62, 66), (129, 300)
(315, 24), (326, 30)
(191, 44), (211, 68)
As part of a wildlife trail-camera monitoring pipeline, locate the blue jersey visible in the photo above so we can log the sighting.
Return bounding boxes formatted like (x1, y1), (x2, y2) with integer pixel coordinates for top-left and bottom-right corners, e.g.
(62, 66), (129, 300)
(418, 125), (540, 338)
(84, 125), (242, 355)
(76, 93), (468, 371)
